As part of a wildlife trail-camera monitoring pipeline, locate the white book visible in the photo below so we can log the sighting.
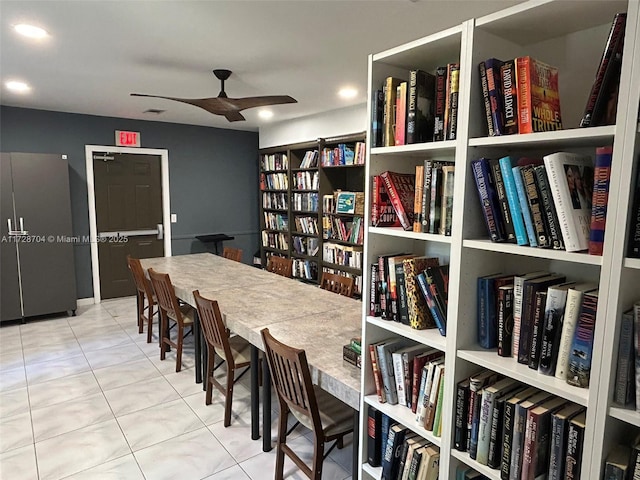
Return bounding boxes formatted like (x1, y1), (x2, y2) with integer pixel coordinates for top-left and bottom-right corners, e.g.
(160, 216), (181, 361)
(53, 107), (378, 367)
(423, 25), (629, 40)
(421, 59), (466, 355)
(554, 283), (597, 380)
(392, 350), (408, 407)
(543, 152), (594, 252)
(415, 359), (443, 426)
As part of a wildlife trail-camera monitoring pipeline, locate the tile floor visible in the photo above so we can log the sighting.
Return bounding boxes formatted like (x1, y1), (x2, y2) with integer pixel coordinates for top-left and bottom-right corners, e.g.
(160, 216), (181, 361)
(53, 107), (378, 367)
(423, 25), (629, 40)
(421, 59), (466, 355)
(0, 297), (354, 480)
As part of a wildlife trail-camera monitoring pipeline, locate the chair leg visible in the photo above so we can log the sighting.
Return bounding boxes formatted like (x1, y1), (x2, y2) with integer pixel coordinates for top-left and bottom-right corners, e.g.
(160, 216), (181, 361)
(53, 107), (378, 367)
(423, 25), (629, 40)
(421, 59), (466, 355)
(146, 301), (154, 344)
(312, 439), (325, 480)
(160, 313), (167, 361)
(274, 407), (288, 480)
(205, 347), (215, 405)
(337, 436), (344, 449)
(175, 325), (184, 372)
(224, 364), (234, 427)
(137, 293), (144, 334)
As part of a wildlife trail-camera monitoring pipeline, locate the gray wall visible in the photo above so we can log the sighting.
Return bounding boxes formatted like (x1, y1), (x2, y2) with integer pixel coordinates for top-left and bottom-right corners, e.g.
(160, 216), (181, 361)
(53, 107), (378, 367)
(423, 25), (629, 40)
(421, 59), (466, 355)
(0, 106), (260, 299)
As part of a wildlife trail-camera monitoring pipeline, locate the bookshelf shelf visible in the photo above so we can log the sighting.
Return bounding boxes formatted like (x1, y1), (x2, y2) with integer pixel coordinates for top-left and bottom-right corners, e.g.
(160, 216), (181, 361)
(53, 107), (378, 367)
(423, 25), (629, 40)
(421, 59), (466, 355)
(449, 450), (501, 480)
(261, 189), (288, 193)
(322, 262), (361, 276)
(262, 208), (288, 213)
(368, 227), (453, 243)
(291, 210), (318, 215)
(291, 231), (318, 238)
(361, 463), (381, 479)
(263, 228), (289, 234)
(624, 258), (640, 269)
(462, 239), (604, 265)
(322, 164), (365, 169)
(367, 316), (447, 352)
(609, 407), (640, 427)
(371, 141), (457, 156)
(468, 125), (616, 148)
(322, 238), (363, 248)
(291, 167), (318, 172)
(292, 189), (318, 193)
(292, 253), (319, 261)
(364, 395), (442, 448)
(457, 349), (589, 406)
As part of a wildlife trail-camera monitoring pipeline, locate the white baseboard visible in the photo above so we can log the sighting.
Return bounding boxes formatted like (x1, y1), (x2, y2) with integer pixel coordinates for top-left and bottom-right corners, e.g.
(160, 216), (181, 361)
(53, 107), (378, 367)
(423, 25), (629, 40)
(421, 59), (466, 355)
(76, 297), (96, 306)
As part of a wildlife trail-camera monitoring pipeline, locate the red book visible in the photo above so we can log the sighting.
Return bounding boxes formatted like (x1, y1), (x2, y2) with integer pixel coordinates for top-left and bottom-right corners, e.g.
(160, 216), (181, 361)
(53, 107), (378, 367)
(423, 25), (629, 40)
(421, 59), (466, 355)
(588, 146), (613, 255)
(371, 175), (401, 227)
(394, 82), (408, 146)
(516, 56), (562, 134)
(369, 343), (386, 403)
(380, 171), (416, 231)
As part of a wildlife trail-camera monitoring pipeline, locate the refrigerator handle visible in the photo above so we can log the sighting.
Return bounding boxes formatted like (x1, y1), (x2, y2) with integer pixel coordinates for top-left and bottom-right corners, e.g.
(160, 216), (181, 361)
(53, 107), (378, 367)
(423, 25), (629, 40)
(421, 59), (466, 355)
(19, 217), (28, 235)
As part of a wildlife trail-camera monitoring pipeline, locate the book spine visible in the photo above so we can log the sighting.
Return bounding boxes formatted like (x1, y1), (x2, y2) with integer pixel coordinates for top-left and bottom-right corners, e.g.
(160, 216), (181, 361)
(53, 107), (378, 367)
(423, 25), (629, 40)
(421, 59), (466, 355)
(498, 286), (514, 357)
(425, 267), (448, 332)
(527, 291), (547, 370)
(369, 344), (386, 403)
(512, 166), (539, 247)
(407, 71), (418, 144)
(433, 373), (446, 436)
(588, 146), (613, 255)
(538, 289), (568, 376)
(580, 13), (627, 127)
(479, 61), (496, 136)
(417, 273), (446, 335)
(501, 401), (516, 480)
(521, 410), (539, 480)
(368, 406), (382, 467)
(516, 56), (533, 134)
(455, 380), (470, 450)
(421, 160), (433, 233)
(635, 303), (640, 413)
(564, 421), (584, 480)
(469, 390), (483, 459)
(396, 263), (410, 325)
(411, 356), (427, 413)
(429, 166), (442, 234)
(441, 166), (455, 236)
(555, 288), (586, 380)
(395, 83), (407, 146)
(370, 263), (380, 317)
(491, 159), (517, 243)
(522, 164), (550, 248)
(547, 413), (563, 480)
(567, 292), (599, 388)
(614, 311), (635, 406)
(477, 389), (496, 464)
(413, 165), (424, 233)
(416, 363), (435, 426)
(501, 60), (519, 135)
(447, 64), (460, 140)
(534, 165), (564, 250)
(377, 343), (398, 405)
(627, 165), (640, 258)
(488, 397), (506, 468)
(518, 281), (539, 365)
(380, 172), (412, 231)
(392, 351), (407, 407)
(479, 277), (498, 349)
(472, 158), (505, 242)
(383, 78), (397, 147)
(509, 405), (526, 480)
(380, 426), (397, 480)
(424, 365), (443, 430)
(486, 58), (505, 136)
(499, 157), (528, 245)
(434, 66), (447, 141)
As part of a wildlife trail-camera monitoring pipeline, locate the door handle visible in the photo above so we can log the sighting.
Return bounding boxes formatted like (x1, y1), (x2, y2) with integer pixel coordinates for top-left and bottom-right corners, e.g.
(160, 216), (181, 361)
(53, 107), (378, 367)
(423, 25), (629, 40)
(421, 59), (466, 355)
(7, 218), (26, 236)
(157, 224), (163, 240)
(19, 217), (28, 235)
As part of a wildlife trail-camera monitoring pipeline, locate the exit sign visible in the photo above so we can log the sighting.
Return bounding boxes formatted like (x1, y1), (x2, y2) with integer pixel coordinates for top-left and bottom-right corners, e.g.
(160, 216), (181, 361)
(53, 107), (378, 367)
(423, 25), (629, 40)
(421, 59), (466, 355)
(115, 130), (140, 147)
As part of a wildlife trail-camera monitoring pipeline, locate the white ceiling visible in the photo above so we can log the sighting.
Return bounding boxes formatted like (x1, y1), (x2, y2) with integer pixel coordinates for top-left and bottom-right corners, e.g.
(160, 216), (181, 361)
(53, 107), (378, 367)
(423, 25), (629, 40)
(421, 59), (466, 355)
(0, 0), (520, 132)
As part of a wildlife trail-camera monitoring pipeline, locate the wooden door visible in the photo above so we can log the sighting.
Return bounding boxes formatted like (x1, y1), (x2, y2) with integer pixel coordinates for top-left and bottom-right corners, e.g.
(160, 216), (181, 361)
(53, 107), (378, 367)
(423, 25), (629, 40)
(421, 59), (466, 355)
(93, 152), (164, 299)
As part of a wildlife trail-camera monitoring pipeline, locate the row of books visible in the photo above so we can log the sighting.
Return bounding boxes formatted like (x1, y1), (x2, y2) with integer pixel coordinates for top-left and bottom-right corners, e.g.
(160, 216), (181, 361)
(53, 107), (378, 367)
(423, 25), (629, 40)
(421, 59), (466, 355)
(260, 152), (288, 171)
(292, 192), (318, 213)
(472, 147), (612, 254)
(477, 270), (599, 388)
(613, 301), (640, 410)
(292, 170), (319, 191)
(628, 161), (640, 258)
(321, 142), (366, 166)
(322, 267), (362, 295)
(371, 254), (449, 335)
(292, 236), (319, 257)
(603, 436), (640, 480)
(454, 371), (586, 480)
(321, 242), (362, 269)
(372, 64), (459, 148)
(260, 172), (288, 191)
(261, 231), (288, 251)
(322, 215), (363, 245)
(263, 212), (288, 231)
(291, 258), (317, 281)
(298, 149), (319, 169)
(367, 406), (440, 480)
(262, 192), (287, 210)
(324, 191), (364, 216)
(293, 216), (318, 235)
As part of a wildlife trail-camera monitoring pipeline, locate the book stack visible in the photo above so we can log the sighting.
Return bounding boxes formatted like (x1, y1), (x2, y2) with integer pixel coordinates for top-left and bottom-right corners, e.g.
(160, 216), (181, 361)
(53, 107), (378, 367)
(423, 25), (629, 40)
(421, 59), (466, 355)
(371, 64), (460, 148)
(471, 147), (613, 255)
(261, 231), (288, 251)
(321, 142), (365, 166)
(343, 337), (361, 368)
(291, 259), (317, 281)
(292, 192), (318, 212)
(453, 371), (586, 479)
(298, 149), (319, 169)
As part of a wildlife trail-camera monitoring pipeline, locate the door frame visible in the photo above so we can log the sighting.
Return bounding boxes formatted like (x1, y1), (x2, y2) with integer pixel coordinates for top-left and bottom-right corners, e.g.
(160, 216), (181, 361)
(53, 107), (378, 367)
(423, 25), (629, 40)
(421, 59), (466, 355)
(85, 145), (171, 303)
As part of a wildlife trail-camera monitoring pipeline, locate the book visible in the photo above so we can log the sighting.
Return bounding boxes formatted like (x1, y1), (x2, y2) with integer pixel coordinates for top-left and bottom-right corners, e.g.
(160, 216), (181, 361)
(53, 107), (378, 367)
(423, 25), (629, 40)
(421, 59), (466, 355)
(499, 156), (528, 245)
(446, 63), (460, 140)
(380, 171), (416, 231)
(567, 290), (599, 388)
(372, 89), (384, 147)
(413, 164), (424, 233)
(417, 272), (446, 336)
(485, 58), (505, 136)
(367, 405), (383, 466)
(526, 290), (547, 370)
(401, 437), (429, 480)
(500, 386), (539, 480)
(471, 157), (505, 242)
(408, 444), (426, 480)
(416, 358), (444, 427)
(432, 368), (446, 437)
(389, 254), (416, 322)
(416, 444), (440, 480)
(479, 60), (495, 136)
(604, 445), (632, 480)
(555, 283), (598, 381)
(543, 152), (595, 252)
(614, 309), (635, 406)
(421, 160), (434, 233)
(383, 77), (403, 147)
(564, 411), (586, 479)
(369, 341), (386, 403)
(370, 263), (381, 317)
(410, 349), (442, 412)
(516, 56), (562, 134)
(407, 69), (436, 144)
(381, 423), (408, 480)
(424, 363), (444, 431)
(372, 174), (401, 227)
(538, 282), (576, 376)
(403, 256), (440, 330)
(490, 158), (516, 243)
(428, 164), (443, 234)
(512, 165), (539, 247)
(380, 414), (392, 467)
(477, 273), (513, 349)
(425, 264), (449, 320)
(468, 370), (499, 454)
(395, 82), (408, 146)
(452, 378), (470, 452)
(533, 164), (564, 250)
(627, 160), (640, 258)
(433, 66), (447, 141)
(512, 271), (549, 359)
(500, 59), (518, 135)
(396, 432), (420, 480)
(497, 284), (515, 357)
(588, 145), (613, 255)
(440, 165), (455, 236)
(396, 261), (410, 325)
(377, 338), (411, 405)
(521, 164), (550, 248)
(336, 191), (356, 214)
(393, 344), (427, 407)
(547, 403), (584, 480)
(580, 13), (627, 127)
(488, 385), (529, 469)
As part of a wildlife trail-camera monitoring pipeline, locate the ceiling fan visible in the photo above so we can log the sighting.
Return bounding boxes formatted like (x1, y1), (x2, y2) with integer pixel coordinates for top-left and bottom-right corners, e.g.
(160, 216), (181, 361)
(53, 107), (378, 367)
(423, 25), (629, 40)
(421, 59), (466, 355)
(131, 69), (297, 122)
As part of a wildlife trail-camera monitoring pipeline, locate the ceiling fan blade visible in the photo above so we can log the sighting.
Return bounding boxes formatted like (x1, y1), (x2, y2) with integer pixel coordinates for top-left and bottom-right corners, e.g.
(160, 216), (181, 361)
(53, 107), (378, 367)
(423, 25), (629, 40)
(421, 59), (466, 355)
(224, 111), (246, 122)
(226, 95), (297, 111)
(131, 93), (236, 116)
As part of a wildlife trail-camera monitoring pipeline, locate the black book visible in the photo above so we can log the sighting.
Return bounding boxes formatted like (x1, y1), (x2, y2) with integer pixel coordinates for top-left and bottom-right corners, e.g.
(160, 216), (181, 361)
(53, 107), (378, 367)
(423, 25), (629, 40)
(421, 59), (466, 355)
(500, 386), (538, 480)
(534, 164), (564, 250)
(627, 156), (640, 258)
(381, 424), (408, 480)
(527, 290), (547, 370)
(497, 284), (514, 357)
(490, 158), (517, 243)
(500, 59), (518, 135)
(479, 60), (495, 136)
(488, 385), (527, 469)
(564, 411), (586, 479)
(520, 164), (550, 248)
(367, 405), (383, 467)
(407, 69), (436, 144)
(372, 89), (384, 147)
(454, 378), (470, 451)
(433, 66), (447, 141)
(548, 403), (584, 480)
(395, 261), (410, 325)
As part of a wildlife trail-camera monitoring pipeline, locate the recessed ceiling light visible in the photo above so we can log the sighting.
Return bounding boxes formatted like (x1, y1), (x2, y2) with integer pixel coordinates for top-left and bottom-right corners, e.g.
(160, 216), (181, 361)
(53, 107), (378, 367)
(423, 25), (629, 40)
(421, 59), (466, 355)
(14, 24), (48, 39)
(5, 81), (31, 93)
(338, 88), (358, 99)
(259, 110), (274, 119)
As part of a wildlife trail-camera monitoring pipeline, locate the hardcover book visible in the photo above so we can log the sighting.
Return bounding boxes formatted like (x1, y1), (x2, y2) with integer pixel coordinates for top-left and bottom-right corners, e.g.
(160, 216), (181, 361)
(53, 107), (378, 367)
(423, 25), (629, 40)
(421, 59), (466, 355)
(500, 59), (518, 135)
(567, 290), (599, 388)
(512, 271), (549, 360)
(500, 386), (539, 480)
(543, 152), (595, 252)
(588, 146), (613, 255)
(490, 158), (516, 243)
(395, 82), (408, 146)
(477, 273), (514, 349)
(488, 385), (528, 469)
(413, 164), (424, 233)
(417, 272), (446, 336)
(367, 405), (383, 466)
(604, 445), (632, 480)
(499, 156), (528, 245)
(471, 157), (505, 242)
(371, 175), (401, 227)
(429, 164), (443, 234)
(627, 158), (640, 258)
(440, 165), (455, 236)
(516, 56), (562, 134)
(380, 171), (416, 231)
(534, 164), (564, 250)
(383, 76), (403, 147)
(497, 284), (515, 357)
(613, 309), (635, 406)
(433, 66), (447, 141)
(547, 403), (584, 480)
(407, 69), (436, 144)
(446, 63), (460, 140)
(479, 60), (495, 136)
(485, 58), (505, 136)
(521, 164), (550, 248)
(538, 282), (576, 376)
(403, 256), (440, 330)
(421, 160), (435, 233)
(454, 378), (471, 451)
(372, 89), (384, 147)
(564, 411), (587, 480)
(512, 165), (539, 247)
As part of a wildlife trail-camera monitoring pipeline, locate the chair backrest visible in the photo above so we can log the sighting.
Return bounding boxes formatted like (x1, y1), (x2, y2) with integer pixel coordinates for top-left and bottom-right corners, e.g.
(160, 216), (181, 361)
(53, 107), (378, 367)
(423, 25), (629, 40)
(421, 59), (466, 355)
(127, 255), (154, 299)
(266, 255), (293, 278)
(192, 290), (233, 363)
(148, 268), (185, 325)
(222, 247), (243, 262)
(260, 328), (321, 432)
(320, 271), (354, 297)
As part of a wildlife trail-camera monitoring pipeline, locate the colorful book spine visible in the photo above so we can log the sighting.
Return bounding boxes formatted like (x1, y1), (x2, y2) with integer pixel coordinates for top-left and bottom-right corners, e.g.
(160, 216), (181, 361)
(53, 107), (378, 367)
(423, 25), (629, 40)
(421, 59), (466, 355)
(433, 66), (447, 141)
(512, 165), (539, 247)
(499, 157), (528, 245)
(380, 171), (415, 231)
(479, 61), (495, 136)
(516, 56), (562, 134)
(567, 291), (599, 388)
(417, 272), (446, 336)
(588, 146), (613, 255)
(395, 82), (408, 146)
(485, 58), (505, 136)
(471, 158), (505, 242)
(490, 158), (516, 243)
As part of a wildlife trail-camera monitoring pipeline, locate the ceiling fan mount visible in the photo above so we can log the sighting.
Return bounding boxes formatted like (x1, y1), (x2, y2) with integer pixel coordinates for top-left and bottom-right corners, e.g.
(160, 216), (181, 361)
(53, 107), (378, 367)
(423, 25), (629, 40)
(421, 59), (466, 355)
(131, 68), (297, 122)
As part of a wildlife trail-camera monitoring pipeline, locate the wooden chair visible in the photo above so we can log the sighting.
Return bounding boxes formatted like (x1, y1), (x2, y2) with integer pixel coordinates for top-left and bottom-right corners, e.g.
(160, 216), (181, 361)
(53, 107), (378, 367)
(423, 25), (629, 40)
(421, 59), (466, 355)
(126, 255), (157, 343)
(222, 247), (243, 262)
(148, 268), (194, 372)
(319, 272), (354, 298)
(266, 255), (293, 278)
(193, 290), (252, 426)
(261, 328), (353, 480)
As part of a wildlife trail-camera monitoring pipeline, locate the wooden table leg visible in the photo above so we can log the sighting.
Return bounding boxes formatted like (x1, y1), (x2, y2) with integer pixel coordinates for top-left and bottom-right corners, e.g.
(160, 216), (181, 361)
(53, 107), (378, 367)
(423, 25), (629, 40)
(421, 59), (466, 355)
(262, 358), (272, 452)
(251, 345), (260, 441)
(352, 409), (359, 480)
(193, 310), (202, 384)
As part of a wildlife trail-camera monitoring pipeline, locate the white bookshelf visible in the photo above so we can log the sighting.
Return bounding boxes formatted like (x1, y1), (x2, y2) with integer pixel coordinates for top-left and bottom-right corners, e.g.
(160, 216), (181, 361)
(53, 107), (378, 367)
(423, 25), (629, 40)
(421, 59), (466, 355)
(358, 2), (640, 479)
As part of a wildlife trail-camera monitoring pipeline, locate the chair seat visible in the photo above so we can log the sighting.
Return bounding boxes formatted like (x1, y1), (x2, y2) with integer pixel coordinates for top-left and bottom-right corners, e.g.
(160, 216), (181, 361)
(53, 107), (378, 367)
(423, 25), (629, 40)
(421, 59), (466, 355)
(291, 386), (353, 439)
(168, 304), (195, 324)
(227, 335), (251, 364)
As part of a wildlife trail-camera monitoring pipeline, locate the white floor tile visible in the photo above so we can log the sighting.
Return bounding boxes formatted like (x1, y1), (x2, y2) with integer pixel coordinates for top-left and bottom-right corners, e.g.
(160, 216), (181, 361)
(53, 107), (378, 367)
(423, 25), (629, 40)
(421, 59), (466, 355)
(77, 330), (135, 353)
(203, 464), (251, 480)
(134, 427), (236, 480)
(25, 354), (91, 385)
(0, 386), (29, 419)
(0, 351), (24, 372)
(104, 376), (180, 417)
(22, 340), (83, 365)
(28, 370), (101, 410)
(63, 453), (144, 479)
(92, 357), (161, 391)
(0, 411), (33, 453)
(0, 444), (38, 480)
(183, 382), (252, 426)
(0, 366), (27, 392)
(163, 367), (204, 397)
(35, 419), (130, 480)
(84, 342), (145, 370)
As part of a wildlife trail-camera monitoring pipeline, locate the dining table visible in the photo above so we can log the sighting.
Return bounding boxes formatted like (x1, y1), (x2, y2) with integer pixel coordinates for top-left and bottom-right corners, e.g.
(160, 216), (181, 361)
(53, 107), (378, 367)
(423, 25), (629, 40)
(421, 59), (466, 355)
(141, 253), (363, 478)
